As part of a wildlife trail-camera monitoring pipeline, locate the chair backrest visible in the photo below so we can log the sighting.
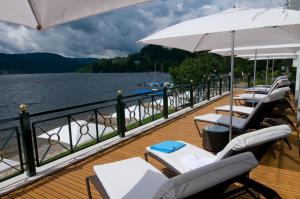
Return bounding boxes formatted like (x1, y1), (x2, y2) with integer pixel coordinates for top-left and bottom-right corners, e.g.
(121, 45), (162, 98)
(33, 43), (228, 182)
(153, 152), (258, 199)
(214, 125), (291, 161)
(274, 76), (288, 83)
(242, 92), (286, 129)
(267, 79), (290, 95)
(271, 86), (291, 95)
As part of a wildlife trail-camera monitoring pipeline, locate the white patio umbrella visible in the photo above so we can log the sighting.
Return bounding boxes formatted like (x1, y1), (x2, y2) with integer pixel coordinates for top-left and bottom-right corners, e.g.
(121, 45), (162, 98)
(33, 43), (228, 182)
(238, 52), (297, 103)
(140, 7), (300, 140)
(239, 53), (298, 82)
(0, 0), (151, 30)
(248, 56), (297, 60)
(211, 43), (300, 83)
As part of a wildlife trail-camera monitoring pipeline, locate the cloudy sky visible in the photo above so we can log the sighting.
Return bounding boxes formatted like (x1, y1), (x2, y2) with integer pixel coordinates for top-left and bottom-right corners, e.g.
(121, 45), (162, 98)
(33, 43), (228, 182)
(0, 0), (286, 58)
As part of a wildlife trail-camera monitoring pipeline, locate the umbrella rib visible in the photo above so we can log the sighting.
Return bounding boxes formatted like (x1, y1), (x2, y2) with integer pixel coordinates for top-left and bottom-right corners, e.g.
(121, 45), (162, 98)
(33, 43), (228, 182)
(192, 33), (208, 53)
(27, 0), (42, 30)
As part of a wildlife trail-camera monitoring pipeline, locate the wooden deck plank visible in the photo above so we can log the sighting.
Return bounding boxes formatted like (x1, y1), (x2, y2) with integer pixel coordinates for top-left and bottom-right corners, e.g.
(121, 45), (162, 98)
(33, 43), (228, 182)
(3, 92), (300, 198)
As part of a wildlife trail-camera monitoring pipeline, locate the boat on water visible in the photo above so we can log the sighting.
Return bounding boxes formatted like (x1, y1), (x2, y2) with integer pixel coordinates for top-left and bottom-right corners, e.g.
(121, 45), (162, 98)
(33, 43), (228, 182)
(131, 88), (163, 96)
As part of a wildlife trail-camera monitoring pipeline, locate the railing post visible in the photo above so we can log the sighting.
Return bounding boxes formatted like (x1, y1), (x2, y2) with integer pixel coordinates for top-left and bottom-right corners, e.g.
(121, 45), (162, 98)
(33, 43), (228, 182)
(228, 75), (231, 92)
(19, 104), (36, 177)
(219, 77), (222, 95)
(190, 80), (194, 108)
(116, 90), (126, 138)
(207, 77), (211, 100)
(212, 77), (215, 96)
(163, 86), (168, 119)
(247, 74), (251, 88)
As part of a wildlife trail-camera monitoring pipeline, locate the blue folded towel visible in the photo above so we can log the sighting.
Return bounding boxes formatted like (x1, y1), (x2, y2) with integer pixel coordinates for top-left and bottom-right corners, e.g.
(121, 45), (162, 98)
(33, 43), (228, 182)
(150, 140), (186, 153)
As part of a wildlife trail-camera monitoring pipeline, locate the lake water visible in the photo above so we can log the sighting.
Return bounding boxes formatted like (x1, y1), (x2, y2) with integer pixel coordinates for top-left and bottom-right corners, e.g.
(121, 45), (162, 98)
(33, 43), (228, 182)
(0, 72), (171, 119)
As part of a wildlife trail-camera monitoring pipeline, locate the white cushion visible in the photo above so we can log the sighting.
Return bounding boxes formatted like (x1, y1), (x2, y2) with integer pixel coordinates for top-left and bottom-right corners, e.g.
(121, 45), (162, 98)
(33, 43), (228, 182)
(215, 105), (254, 115)
(194, 113), (246, 129)
(146, 141), (215, 173)
(94, 157), (168, 199)
(235, 93), (267, 99)
(245, 87), (270, 93)
(215, 125), (291, 161)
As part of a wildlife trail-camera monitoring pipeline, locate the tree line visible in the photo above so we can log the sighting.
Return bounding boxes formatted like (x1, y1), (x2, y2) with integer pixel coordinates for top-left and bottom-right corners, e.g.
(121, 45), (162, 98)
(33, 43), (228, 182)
(77, 45), (294, 84)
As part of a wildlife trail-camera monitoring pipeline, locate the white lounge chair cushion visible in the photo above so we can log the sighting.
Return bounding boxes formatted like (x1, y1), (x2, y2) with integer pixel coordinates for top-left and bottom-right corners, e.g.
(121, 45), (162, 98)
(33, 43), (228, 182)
(146, 141), (215, 173)
(194, 113), (246, 129)
(215, 105), (254, 115)
(235, 93), (267, 99)
(153, 152), (258, 199)
(215, 125), (291, 161)
(245, 87), (270, 93)
(271, 86), (290, 94)
(93, 157), (168, 199)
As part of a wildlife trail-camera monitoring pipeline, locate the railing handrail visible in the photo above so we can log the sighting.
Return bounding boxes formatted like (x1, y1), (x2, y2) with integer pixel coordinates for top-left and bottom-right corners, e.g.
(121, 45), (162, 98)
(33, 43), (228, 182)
(0, 116), (20, 124)
(0, 74), (231, 184)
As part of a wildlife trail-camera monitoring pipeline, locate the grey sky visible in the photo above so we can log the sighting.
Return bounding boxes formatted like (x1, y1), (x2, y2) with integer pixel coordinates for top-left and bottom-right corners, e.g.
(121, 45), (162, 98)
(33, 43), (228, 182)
(0, 0), (286, 58)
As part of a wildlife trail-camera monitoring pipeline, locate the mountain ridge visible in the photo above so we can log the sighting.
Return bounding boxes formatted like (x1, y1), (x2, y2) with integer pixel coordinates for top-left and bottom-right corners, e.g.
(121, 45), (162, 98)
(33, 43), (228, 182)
(0, 52), (98, 74)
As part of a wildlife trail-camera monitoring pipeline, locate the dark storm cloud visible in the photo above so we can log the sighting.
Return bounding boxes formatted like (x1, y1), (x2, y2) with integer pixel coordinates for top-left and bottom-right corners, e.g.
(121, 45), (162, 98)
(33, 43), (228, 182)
(0, 0), (285, 58)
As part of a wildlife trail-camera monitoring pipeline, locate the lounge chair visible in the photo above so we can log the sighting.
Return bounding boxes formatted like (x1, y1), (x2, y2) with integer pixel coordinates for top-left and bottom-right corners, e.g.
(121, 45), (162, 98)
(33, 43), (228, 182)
(215, 91), (293, 116)
(194, 93), (285, 132)
(144, 125), (291, 174)
(234, 79), (290, 105)
(235, 86), (290, 105)
(86, 152), (269, 199)
(245, 76), (288, 94)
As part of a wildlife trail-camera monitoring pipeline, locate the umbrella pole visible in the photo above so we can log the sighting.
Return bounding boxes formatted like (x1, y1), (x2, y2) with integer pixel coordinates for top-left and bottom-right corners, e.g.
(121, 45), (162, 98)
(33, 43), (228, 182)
(266, 58), (269, 85)
(229, 30), (235, 141)
(271, 59), (275, 82)
(252, 49), (257, 107)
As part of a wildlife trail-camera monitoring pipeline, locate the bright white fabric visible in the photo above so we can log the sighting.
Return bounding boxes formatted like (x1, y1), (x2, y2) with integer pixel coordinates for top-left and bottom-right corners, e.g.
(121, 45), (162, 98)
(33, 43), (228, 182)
(248, 56), (296, 60)
(94, 157), (168, 199)
(38, 120), (114, 146)
(235, 93), (268, 99)
(211, 44), (300, 56)
(215, 105), (254, 115)
(146, 141), (215, 173)
(0, 0), (151, 29)
(146, 125), (291, 176)
(140, 8), (300, 52)
(194, 113), (246, 129)
(245, 87), (270, 93)
(215, 125), (291, 160)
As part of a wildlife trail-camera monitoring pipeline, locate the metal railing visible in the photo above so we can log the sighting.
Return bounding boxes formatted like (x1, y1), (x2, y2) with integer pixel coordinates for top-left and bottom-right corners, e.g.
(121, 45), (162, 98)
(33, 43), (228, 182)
(0, 75), (230, 182)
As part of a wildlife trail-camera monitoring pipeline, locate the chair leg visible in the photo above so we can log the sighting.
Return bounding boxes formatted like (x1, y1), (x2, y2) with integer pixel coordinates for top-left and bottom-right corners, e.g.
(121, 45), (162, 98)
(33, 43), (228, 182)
(271, 148), (276, 159)
(238, 177), (282, 199)
(86, 176), (93, 199)
(283, 138), (292, 150)
(144, 152), (149, 162)
(194, 120), (202, 137)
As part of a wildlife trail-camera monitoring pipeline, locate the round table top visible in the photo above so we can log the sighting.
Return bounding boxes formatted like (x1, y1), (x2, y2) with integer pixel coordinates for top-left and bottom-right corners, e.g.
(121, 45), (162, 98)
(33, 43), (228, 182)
(203, 125), (229, 133)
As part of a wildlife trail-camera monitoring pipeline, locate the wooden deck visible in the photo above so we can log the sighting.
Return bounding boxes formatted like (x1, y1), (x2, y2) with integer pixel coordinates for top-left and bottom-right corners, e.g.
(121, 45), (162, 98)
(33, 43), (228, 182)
(3, 93), (300, 199)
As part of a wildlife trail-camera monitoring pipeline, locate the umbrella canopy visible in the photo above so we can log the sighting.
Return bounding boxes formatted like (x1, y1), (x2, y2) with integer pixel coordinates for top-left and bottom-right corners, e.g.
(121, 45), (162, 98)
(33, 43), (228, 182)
(238, 52), (297, 58)
(211, 45), (300, 91)
(0, 0), (151, 30)
(140, 7), (300, 140)
(140, 8), (300, 52)
(248, 56), (297, 60)
(210, 43), (300, 56)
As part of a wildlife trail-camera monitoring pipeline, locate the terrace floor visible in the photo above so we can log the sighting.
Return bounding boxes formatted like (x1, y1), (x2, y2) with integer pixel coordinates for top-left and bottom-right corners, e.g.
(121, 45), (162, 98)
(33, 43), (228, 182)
(3, 93), (300, 199)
